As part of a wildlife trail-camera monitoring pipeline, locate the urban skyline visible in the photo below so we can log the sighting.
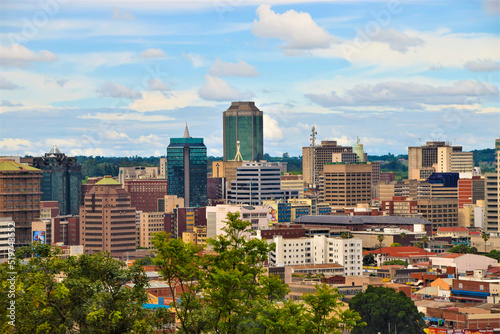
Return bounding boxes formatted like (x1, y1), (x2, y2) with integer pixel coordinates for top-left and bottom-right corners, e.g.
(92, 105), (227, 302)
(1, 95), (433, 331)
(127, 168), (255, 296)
(1, 1), (499, 158)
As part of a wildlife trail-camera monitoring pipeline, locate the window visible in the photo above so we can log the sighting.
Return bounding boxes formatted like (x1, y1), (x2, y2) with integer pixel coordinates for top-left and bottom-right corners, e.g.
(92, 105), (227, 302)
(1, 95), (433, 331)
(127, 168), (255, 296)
(458, 283), (463, 289)
(480, 285), (484, 291)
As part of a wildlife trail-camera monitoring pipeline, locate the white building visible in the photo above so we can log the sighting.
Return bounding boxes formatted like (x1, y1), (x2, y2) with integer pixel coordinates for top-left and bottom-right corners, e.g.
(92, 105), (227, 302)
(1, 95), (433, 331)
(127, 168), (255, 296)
(118, 166), (159, 185)
(269, 235), (362, 276)
(206, 204), (269, 239)
(0, 217), (14, 259)
(227, 162), (298, 206)
(431, 253), (498, 273)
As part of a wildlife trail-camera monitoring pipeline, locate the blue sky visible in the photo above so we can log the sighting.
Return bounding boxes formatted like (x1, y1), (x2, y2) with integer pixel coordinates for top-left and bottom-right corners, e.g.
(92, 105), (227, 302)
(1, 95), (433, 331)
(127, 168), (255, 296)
(1, 0), (499, 157)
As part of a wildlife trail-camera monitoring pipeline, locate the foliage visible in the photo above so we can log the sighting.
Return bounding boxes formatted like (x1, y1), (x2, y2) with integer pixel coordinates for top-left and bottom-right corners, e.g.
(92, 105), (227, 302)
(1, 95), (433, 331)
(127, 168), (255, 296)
(486, 249), (500, 262)
(340, 231), (353, 239)
(382, 260), (408, 266)
(390, 243), (402, 247)
(152, 212), (364, 334)
(263, 154), (302, 174)
(0, 243), (165, 334)
(134, 256), (153, 266)
(349, 285), (425, 334)
(363, 254), (376, 267)
(449, 244), (478, 254)
(482, 232), (490, 253)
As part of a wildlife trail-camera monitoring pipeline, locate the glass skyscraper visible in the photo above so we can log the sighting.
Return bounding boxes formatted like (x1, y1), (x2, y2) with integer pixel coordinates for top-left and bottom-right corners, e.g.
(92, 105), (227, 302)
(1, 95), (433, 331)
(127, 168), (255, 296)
(223, 101), (263, 162)
(167, 125), (207, 207)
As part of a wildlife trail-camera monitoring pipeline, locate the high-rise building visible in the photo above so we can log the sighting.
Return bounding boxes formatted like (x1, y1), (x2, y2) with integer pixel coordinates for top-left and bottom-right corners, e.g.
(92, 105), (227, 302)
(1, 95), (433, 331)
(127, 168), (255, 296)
(322, 162), (372, 208)
(31, 145), (82, 216)
(484, 138), (500, 232)
(138, 212), (167, 248)
(223, 101), (263, 161)
(80, 176), (136, 256)
(118, 166), (159, 184)
(302, 141), (355, 186)
(227, 162), (299, 206)
(408, 141), (473, 179)
(167, 125), (207, 207)
(0, 159), (42, 247)
(124, 179), (168, 212)
(458, 176), (485, 208)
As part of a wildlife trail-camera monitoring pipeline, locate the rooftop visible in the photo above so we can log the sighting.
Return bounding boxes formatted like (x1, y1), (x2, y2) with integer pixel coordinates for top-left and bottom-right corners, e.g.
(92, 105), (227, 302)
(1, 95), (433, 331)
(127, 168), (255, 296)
(0, 159), (40, 172)
(437, 227), (469, 233)
(294, 215), (432, 225)
(364, 246), (436, 258)
(95, 176), (120, 185)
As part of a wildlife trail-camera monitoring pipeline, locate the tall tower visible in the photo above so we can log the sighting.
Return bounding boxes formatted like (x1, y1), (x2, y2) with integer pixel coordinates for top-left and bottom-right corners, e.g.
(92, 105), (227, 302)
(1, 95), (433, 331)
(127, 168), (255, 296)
(485, 138), (500, 232)
(31, 145), (82, 215)
(223, 102), (263, 162)
(167, 124), (207, 207)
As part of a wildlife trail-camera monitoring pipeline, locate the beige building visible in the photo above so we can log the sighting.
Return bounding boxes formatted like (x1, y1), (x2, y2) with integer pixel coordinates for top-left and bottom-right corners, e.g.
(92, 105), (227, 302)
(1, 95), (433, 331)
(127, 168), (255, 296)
(157, 194), (184, 213)
(418, 198), (458, 232)
(118, 166), (159, 184)
(138, 212), (165, 248)
(322, 163), (372, 208)
(484, 138), (500, 233)
(159, 158), (167, 179)
(182, 226), (207, 246)
(80, 176), (136, 256)
(281, 174), (305, 198)
(212, 160), (242, 186)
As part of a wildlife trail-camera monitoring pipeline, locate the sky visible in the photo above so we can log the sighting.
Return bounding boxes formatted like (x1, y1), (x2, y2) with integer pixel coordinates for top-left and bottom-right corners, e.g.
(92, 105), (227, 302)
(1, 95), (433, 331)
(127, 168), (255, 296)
(0, 0), (499, 158)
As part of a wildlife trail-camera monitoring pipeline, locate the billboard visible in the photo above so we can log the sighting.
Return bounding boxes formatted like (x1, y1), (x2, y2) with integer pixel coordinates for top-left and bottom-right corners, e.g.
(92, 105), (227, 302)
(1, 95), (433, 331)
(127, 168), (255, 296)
(33, 231), (45, 244)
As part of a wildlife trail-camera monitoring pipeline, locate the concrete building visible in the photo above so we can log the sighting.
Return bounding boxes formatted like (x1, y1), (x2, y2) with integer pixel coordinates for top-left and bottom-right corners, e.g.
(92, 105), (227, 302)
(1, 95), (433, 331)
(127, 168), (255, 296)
(206, 204), (269, 239)
(269, 235), (362, 276)
(138, 212), (166, 249)
(182, 226), (207, 246)
(223, 101), (263, 162)
(408, 141), (473, 179)
(484, 138), (500, 233)
(31, 145), (82, 216)
(172, 207), (206, 239)
(281, 174), (305, 199)
(322, 162), (372, 208)
(363, 246), (436, 266)
(157, 194), (184, 213)
(32, 201), (80, 246)
(417, 198), (458, 232)
(302, 140), (355, 186)
(0, 217), (14, 259)
(124, 179), (168, 212)
(227, 162), (298, 206)
(212, 160), (243, 187)
(159, 158), (167, 179)
(0, 159), (42, 247)
(118, 166), (159, 185)
(80, 176), (136, 256)
(167, 125), (207, 207)
(458, 176), (485, 208)
(431, 253), (498, 273)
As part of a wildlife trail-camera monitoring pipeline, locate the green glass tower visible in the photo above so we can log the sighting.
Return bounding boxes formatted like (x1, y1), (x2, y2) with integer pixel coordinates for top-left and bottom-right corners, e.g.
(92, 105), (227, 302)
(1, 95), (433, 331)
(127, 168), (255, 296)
(223, 102), (263, 161)
(167, 125), (207, 207)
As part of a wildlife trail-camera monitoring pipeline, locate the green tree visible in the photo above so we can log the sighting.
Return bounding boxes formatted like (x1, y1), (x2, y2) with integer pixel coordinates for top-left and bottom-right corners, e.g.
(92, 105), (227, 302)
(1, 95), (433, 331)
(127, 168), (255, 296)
(363, 254), (376, 266)
(400, 232), (407, 245)
(390, 243), (402, 247)
(482, 232), (490, 253)
(340, 231), (353, 239)
(377, 234), (385, 265)
(349, 285), (425, 334)
(382, 260), (408, 266)
(152, 212), (364, 334)
(0, 243), (164, 334)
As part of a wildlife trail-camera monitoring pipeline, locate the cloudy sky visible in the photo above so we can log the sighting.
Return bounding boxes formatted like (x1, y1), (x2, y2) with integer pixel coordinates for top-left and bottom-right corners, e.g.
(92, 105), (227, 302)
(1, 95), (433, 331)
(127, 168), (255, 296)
(1, 0), (499, 157)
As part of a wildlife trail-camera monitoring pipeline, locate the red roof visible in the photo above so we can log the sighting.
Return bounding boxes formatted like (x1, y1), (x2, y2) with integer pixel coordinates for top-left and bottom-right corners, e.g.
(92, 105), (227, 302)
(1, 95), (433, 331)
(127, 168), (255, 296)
(363, 246), (436, 258)
(440, 253), (464, 259)
(469, 231), (481, 235)
(437, 227), (468, 232)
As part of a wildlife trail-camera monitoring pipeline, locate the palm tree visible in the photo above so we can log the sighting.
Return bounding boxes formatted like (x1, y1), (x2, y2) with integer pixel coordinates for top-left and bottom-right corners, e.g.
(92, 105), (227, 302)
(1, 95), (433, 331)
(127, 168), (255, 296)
(482, 232), (490, 253)
(422, 236), (429, 262)
(400, 232), (407, 246)
(377, 234), (385, 266)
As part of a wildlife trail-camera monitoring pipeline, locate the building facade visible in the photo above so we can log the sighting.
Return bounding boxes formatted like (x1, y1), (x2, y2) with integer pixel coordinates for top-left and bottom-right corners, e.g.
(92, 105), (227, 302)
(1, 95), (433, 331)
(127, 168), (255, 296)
(80, 176), (136, 256)
(223, 101), (263, 162)
(118, 166), (159, 184)
(0, 159), (42, 247)
(31, 145), (82, 216)
(124, 179), (168, 212)
(484, 138), (500, 233)
(167, 125), (207, 207)
(322, 162), (372, 208)
(138, 212), (167, 248)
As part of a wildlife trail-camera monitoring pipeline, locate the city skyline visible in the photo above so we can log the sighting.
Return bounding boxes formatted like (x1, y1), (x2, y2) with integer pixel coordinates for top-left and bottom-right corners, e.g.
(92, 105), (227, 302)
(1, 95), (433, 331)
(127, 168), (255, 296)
(1, 0), (499, 157)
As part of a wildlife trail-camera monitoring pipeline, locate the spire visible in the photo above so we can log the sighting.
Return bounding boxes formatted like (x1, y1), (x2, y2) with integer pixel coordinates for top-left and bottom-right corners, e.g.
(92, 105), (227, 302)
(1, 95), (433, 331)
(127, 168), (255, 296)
(183, 123), (191, 138)
(48, 145), (61, 154)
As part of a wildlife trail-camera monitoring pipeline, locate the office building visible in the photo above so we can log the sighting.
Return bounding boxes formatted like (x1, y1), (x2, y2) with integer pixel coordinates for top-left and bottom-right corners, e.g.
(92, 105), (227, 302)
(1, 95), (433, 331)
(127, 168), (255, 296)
(124, 179), (168, 212)
(484, 138), (500, 233)
(182, 226), (207, 246)
(173, 207), (206, 239)
(159, 158), (167, 179)
(281, 174), (305, 198)
(206, 204), (269, 239)
(32, 201), (80, 246)
(31, 145), (82, 216)
(80, 176), (136, 256)
(417, 198), (458, 232)
(223, 101), (263, 161)
(322, 162), (372, 208)
(118, 166), (159, 184)
(269, 235), (363, 276)
(458, 176), (485, 208)
(138, 212), (167, 248)
(167, 125), (207, 207)
(0, 217), (14, 259)
(227, 162), (299, 206)
(157, 194), (184, 213)
(0, 159), (42, 247)
(302, 141), (355, 186)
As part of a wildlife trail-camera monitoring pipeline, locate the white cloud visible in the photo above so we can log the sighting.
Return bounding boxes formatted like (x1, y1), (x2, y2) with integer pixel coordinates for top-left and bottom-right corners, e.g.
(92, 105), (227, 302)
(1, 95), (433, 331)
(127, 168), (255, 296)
(129, 90), (201, 112)
(199, 75), (254, 101)
(112, 7), (135, 20)
(0, 76), (22, 89)
(147, 79), (170, 91)
(252, 5), (334, 49)
(0, 138), (34, 151)
(138, 134), (164, 147)
(264, 114), (283, 141)
(0, 100), (22, 107)
(60, 52), (136, 71)
(464, 58), (500, 72)
(209, 58), (259, 77)
(103, 131), (130, 141)
(139, 48), (167, 59)
(306, 80), (499, 108)
(97, 81), (142, 99)
(368, 28), (425, 53)
(79, 112), (174, 122)
(182, 52), (206, 68)
(70, 148), (105, 156)
(0, 44), (58, 67)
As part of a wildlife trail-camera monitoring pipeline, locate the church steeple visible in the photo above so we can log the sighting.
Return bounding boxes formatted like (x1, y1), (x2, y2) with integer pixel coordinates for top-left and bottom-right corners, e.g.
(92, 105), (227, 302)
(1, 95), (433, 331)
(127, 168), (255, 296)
(183, 123), (191, 138)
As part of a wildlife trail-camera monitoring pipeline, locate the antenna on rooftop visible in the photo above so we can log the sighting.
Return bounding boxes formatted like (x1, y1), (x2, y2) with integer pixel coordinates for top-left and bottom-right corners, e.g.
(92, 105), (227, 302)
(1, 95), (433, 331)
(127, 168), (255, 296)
(310, 126), (318, 188)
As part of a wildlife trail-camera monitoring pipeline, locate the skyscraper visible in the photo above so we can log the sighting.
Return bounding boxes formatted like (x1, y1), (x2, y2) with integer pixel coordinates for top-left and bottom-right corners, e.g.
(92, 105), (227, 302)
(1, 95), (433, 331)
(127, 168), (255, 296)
(484, 138), (500, 232)
(32, 145), (82, 215)
(223, 101), (263, 161)
(167, 125), (207, 207)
